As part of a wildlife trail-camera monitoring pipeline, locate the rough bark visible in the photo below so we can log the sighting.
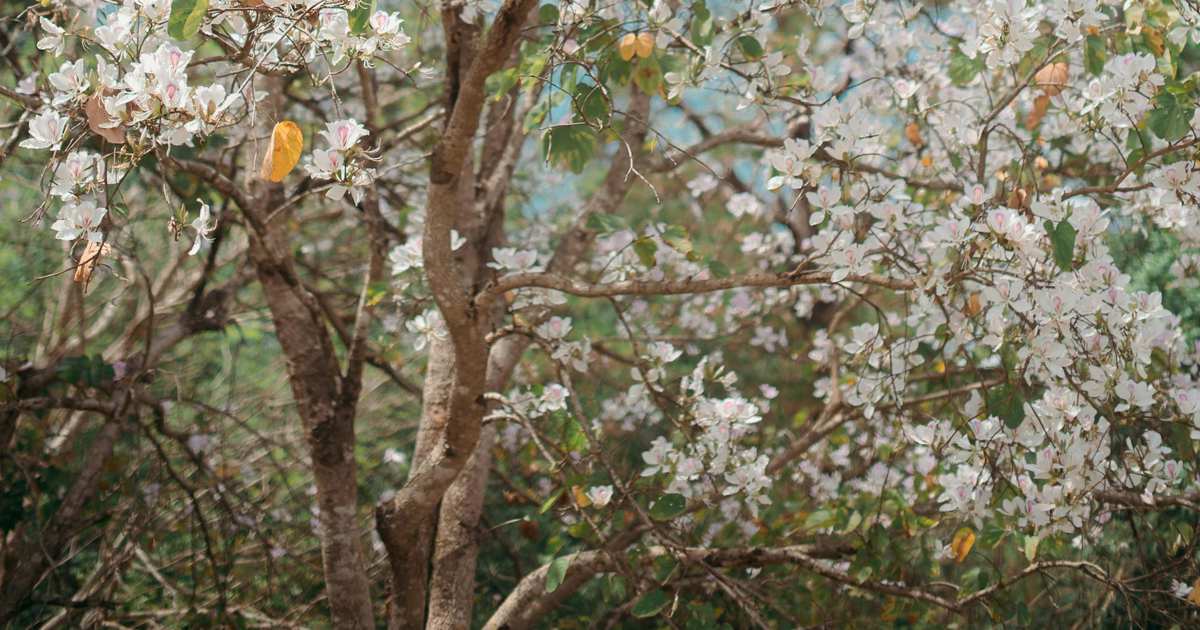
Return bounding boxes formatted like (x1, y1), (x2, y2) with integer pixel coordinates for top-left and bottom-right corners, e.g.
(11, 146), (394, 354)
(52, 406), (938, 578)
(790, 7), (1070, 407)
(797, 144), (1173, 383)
(382, 333), (455, 630)
(424, 88), (651, 629)
(244, 207), (375, 628)
(376, 0), (537, 627)
(241, 78), (376, 629)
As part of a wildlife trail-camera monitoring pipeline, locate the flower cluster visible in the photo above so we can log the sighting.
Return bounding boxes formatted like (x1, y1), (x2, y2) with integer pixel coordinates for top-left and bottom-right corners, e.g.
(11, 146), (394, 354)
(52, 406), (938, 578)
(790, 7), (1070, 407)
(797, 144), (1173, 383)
(307, 119), (375, 203)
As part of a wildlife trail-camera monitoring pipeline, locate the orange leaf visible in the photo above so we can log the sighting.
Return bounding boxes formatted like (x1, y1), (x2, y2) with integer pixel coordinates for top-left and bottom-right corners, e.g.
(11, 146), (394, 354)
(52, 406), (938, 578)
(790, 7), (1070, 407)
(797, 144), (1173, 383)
(1034, 62), (1068, 97)
(85, 94), (126, 144)
(1189, 578), (1200, 606)
(964, 292), (983, 317)
(951, 527), (976, 563)
(74, 240), (111, 292)
(904, 121), (923, 147)
(1026, 94), (1051, 129)
(571, 485), (591, 508)
(618, 33), (637, 61)
(635, 32), (654, 58)
(1144, 27), (1164, 56)
(260, 120), (304, 182)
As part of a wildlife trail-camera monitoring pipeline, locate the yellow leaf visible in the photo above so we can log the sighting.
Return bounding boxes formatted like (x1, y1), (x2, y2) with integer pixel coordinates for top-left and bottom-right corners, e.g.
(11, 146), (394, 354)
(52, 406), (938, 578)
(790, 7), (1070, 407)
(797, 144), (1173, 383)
(260, 120), (304, 182)
(618, 33), (637, 61)
(1144, 27), (1164, 56)
(1189, 578), (1200, 606)
(635, 32), (654, 58)
(571, 485), (591, 508)
(951, 527), (975, 563)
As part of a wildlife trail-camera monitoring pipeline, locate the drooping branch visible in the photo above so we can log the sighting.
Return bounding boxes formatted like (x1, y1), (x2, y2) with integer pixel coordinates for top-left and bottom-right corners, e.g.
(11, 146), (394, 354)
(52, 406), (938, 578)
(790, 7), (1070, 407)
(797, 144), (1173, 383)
(485, 544), (1121, 629)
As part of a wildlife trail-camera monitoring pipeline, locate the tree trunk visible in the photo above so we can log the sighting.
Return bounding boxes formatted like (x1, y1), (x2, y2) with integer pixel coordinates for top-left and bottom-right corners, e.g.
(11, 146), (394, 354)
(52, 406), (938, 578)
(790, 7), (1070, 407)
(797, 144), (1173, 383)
(246, 223), (376, 628)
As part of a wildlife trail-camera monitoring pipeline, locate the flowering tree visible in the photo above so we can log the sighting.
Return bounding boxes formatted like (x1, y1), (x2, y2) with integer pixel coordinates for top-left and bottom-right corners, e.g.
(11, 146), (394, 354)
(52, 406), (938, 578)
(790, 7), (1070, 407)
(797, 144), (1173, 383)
(3, 0), (1200, 626)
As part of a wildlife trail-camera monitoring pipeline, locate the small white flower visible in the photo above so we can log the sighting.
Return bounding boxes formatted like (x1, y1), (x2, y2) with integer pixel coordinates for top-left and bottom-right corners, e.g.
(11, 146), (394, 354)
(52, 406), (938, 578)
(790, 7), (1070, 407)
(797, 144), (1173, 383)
(15, 76), (36, 95)
(893, 79), (919, 100)
(687, 174), (719, 197)
(539, 383), (569, 412)
(406, 311), (448, 351)
(309, 148), (345, 179)
(488, 247), (540, 273)
(47, 59), (89, 105)
(383, 448), (407, 466)
(51, 199), (107, 242)
(37, 17), (65, 56)
(188, 200), (217, 256)
(390, 238), (423, 274)
(586, 485), (614, 508)
(450, 230), (466, 251)
(21, 111), (69, 151)
(727, 192), (762, 219)
(536, 316), (572, 340)
(320, 119), (370, 151)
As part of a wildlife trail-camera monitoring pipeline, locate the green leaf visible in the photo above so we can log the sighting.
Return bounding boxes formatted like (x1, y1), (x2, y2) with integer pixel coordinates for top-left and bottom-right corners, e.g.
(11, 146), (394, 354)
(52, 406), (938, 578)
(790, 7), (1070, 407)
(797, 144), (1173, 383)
(633, 237), (658, 268)
(737, 35), (764, 60)
(708, 259), (730, 278)
(1024, 535), (1040, 561)
(524, 99), (550, 133)
(600, 55), (634, 87)
(586, 213), (627, 234)
(486, 68), (519, 101)
(660, 225), (693, 255)
(1016, 37), (1052, 78)
(986, 384), (1025, 428)
(1147, 91), (1194, 142)
(537, 3), (559, 24)
(1085, 35), (1107, 76)
(545, 555), (572, 592)
(572, 81), (611, 127)
(560, 65), (580, 94)
(652, 555), (679, 582)
(949, 49), (984, 86)
(168, 0), (208, 39)
(348, 0), (375, 35)
(805, 509), (836, 530)
(690, 1), (714, 46)
(564, 419), (588, 453)
(631, 589), (671, 618)
(632, 57), (663, 94)
(519, 51), (549, 87)
(539, 491), (562, 514)
(978, 524), (1007, 548)
(1044, 218), (1077, 271)
(541, 124), (597, 173)
(649, 493), (687, 520)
